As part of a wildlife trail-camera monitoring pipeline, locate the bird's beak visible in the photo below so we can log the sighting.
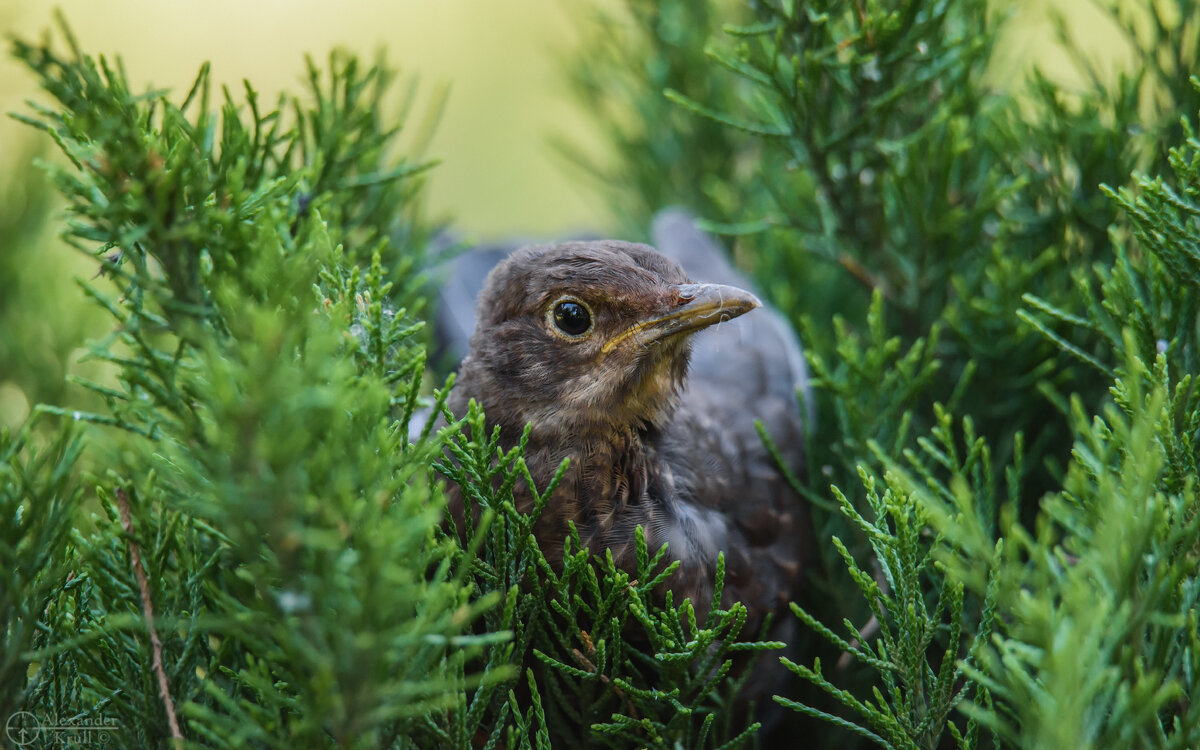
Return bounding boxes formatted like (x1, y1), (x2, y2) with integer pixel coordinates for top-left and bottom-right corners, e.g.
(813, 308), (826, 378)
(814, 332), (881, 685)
(601, 283), (762, 354)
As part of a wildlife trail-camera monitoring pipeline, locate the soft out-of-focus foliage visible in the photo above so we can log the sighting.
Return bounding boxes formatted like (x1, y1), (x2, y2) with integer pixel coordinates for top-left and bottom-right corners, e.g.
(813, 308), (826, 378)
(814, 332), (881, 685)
(0, 146), (106, 428)
(560, 0), (770, 241)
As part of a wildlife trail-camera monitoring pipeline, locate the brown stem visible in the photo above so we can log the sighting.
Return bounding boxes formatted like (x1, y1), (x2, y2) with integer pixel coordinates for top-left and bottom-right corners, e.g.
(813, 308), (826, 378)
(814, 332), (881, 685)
(116, 487), (184, 747)
(838, 558), (890, 670)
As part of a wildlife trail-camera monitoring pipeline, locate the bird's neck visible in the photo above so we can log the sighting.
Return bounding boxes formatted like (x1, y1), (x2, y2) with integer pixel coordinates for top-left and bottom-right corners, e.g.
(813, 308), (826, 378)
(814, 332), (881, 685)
(525, 418), (656, 455)
(524, 419), (661, 497)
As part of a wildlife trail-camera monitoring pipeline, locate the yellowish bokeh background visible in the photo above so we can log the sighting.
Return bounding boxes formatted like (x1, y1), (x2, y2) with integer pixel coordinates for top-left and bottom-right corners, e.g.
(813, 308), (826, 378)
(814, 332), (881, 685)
(0, 1), (1129, 238)
(0, 1), (617, 240)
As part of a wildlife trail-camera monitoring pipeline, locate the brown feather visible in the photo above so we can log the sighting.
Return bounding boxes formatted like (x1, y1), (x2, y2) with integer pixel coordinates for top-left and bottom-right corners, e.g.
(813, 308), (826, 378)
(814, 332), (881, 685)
(444, 239), (809, 645)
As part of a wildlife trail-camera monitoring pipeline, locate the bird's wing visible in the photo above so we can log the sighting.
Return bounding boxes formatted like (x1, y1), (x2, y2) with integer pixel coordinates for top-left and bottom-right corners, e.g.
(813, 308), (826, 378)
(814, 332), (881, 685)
(650, 210), (811, 644)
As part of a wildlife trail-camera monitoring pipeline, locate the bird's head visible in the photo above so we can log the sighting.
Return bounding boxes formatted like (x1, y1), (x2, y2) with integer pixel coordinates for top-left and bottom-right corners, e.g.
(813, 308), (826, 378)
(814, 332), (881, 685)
(455, 240), (761, 438)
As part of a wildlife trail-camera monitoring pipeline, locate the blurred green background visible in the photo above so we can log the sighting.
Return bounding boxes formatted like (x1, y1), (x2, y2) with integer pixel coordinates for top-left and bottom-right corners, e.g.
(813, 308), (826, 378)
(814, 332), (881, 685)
(0, 0), (1129, 235)
(0, 0), (1127, 429)
(0, 0), (615, 237)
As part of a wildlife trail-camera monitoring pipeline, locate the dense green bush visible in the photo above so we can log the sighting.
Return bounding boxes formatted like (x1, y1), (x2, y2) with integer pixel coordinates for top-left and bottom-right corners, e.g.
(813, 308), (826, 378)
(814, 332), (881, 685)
(567, 0), (1200, 746)
(3, 1), (1199, 747)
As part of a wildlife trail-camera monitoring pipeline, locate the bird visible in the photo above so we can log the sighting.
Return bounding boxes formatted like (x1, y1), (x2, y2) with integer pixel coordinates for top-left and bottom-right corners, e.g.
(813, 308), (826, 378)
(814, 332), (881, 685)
(437, 209), (812, 637)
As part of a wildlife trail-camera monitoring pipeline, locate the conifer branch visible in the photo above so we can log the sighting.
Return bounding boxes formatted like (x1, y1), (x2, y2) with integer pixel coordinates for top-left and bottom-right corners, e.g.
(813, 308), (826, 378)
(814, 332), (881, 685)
(115, 487), (183, 746)
(6, 3), (1200, 747)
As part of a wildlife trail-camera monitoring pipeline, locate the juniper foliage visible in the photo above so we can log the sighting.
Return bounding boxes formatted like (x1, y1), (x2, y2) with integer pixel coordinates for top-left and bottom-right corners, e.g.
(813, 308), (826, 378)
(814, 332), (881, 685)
(6, 2), (1200, 748)
(4, 17), (771, 750)
(0, 144), (102, 416)
(570, 0), (1200, 747)
(8, 19), (498, 747)
(420, 398), (773, 749)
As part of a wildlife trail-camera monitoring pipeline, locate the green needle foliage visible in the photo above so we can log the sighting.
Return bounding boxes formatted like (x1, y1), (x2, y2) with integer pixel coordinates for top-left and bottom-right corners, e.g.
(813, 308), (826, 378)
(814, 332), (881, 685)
(0, 417), (84, 722)
(422, 401), (772, 749)
(8, 17), (495, 748)
(6, 1), (1200, 747)
(571, 0), (1200, 747)
(3, 16), (773, 750)
(559, 0), (756, 237)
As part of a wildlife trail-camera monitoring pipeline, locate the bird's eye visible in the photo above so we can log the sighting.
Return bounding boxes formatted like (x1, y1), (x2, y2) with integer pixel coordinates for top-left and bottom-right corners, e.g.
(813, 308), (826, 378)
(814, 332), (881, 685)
(550, 298), (593, 337)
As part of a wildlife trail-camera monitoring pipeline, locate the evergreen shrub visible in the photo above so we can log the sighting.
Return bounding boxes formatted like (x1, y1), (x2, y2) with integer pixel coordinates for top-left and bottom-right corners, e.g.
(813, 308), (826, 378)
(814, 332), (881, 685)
(3, 2), (1200, 747)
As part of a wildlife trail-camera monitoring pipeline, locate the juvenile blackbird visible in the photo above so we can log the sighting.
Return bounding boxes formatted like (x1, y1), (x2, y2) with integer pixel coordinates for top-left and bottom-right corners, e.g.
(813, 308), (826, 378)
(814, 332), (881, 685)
(441, 210), (811, 635)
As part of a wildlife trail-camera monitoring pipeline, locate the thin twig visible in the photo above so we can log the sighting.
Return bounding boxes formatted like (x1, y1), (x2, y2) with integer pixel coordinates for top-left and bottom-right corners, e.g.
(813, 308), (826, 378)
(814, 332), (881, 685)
(838, 558), (889, 670)
(838, 614), (881, 671)
(116, 487), (184, 747)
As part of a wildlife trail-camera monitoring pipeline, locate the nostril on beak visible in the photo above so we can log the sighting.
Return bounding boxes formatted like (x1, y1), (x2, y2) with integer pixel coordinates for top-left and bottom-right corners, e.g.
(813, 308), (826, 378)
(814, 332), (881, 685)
(673, 284), (701, 305)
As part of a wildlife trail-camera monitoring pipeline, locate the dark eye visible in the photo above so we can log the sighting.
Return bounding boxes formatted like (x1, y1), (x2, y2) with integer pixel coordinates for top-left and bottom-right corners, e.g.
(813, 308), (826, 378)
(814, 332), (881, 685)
(552, 299), (592, 337)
